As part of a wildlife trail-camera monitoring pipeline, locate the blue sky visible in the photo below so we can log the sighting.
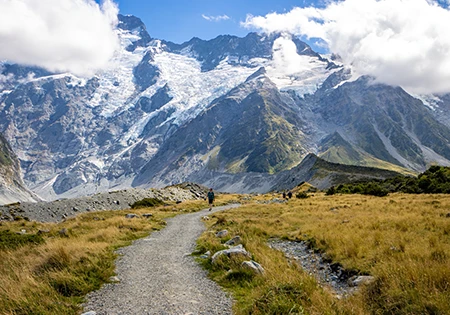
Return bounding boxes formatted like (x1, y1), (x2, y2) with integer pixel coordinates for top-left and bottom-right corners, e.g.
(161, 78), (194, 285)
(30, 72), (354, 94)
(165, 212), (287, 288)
(113, 0), (325, 44)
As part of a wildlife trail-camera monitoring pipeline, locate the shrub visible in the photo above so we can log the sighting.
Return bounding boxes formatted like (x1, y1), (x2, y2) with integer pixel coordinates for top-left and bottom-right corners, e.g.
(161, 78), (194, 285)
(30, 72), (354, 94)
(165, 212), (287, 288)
(0, 230), (45, 250)
(130, 198), (164, 209)
(296, 192), (309, 199)
(325, 186), (336, 195)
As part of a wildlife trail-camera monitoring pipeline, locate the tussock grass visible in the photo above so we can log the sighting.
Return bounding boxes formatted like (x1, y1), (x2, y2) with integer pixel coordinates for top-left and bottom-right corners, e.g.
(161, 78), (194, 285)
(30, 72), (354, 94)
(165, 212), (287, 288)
(0, 195), (235, 314)
(197, 193), (450, 314)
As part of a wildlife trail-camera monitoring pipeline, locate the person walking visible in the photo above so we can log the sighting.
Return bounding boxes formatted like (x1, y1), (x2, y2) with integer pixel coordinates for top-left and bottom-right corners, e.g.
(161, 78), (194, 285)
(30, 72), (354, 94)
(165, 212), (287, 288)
(207, 188), (215, 211)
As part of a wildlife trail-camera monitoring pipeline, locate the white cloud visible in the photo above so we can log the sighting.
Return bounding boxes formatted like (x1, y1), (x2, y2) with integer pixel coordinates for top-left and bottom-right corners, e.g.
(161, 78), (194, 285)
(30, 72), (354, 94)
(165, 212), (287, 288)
(0, 0), (120, 77)
(242, 0), (450, 94)
(202, 14), (230, 22)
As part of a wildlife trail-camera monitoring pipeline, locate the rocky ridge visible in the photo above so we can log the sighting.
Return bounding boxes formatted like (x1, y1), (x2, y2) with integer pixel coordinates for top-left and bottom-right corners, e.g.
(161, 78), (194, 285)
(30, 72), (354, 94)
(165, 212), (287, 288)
(0, 183), (207, 222)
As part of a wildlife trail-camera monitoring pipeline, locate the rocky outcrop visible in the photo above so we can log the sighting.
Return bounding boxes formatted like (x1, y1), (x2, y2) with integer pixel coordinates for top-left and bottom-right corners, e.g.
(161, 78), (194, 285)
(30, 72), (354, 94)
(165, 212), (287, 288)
(0, 133), (39, 205)
(211, 244), (251, 264)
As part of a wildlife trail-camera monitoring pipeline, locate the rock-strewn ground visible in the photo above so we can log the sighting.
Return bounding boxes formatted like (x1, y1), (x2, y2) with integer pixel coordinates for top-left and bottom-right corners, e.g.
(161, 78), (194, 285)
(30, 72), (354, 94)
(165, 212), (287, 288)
(83, 204), (239, 315)
(0, 183), (207, 222)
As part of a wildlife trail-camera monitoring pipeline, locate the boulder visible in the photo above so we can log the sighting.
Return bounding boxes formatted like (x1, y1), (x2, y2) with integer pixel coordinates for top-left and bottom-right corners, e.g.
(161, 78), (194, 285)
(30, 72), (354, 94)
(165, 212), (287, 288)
(81, 312), (97, 315)
(216, 230), (229, 238)
(212, 244), (251, 264)
(125, 213), (139, 219)
(225, 235), (242, 246)
(142, 213), (153, 218)
(348, 276), (375, 287)
(242, 260), (265, 274)
(59, 228), (69, 237)
(200, 251), (211, 259)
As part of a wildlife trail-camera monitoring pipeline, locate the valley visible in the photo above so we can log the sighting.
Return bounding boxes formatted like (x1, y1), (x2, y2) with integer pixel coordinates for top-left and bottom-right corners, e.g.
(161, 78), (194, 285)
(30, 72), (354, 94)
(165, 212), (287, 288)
(1, 191), (449, 314)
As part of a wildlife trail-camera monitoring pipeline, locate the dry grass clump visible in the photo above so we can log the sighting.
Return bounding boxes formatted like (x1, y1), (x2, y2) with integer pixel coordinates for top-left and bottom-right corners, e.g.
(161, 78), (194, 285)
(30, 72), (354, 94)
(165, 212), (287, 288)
(0, 197), (219, 315)
(197, 193), (450, 314)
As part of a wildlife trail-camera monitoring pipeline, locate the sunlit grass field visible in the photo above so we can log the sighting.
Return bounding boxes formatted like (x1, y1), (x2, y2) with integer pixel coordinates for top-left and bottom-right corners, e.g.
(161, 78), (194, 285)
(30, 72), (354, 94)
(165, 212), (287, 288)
(197, 193), (450, 314)
(1, 192), (449, 314)
(0, 197), (235, 315)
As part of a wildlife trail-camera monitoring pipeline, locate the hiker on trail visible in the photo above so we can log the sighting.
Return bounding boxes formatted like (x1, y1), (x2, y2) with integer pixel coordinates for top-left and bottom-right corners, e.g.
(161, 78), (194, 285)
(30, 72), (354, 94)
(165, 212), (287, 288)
(287, 191), (293, 199)
(207, 188), (215, 211)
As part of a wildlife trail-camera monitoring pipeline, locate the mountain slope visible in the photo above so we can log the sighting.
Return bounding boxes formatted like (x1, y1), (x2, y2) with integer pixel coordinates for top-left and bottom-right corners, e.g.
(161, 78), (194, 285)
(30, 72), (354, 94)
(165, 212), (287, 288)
(133, 68), (310, 187)
(311, 74), (450, 171)
(1, 14), (450, 199)
(0, 134), (39, 205)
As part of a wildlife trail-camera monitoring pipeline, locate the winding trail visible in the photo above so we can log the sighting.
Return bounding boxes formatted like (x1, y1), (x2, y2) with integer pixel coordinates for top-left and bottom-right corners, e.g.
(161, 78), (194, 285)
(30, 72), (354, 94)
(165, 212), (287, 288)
(83, 204), (240, 315)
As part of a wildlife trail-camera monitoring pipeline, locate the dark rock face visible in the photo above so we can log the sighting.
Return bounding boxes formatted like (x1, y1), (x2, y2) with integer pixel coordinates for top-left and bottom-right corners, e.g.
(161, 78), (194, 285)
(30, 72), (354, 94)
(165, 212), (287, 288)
(133, 52), (160, 91)
(138, 84), (172, 113)
(0, 134), (39, 204)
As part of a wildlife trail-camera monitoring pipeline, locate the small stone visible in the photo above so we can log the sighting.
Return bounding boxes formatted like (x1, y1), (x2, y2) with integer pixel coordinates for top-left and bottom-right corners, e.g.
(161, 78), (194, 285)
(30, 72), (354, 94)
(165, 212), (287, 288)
(142, 213), (153, 218)
(202, 216), (210, 220)
(242, 260), (265, 274)
(125, 213), (139, 219)
(176, 200), (182, 204)
(81, 312), (97, 315)
(216, 230), (229, 238)
(114, 200), (120, 205)
(59, 228), (69, 237)
(225, 235), (242, 246)
(342, 220), (350, 224)
(109, 276), (120, 282)
(37, 229), (50, 235)
(72, 207), (79, 212)
(446, 213), (450, 218)
(93, 217), (101, 221)
(200, 252), (210, 259)
(349, 276), (375, 287)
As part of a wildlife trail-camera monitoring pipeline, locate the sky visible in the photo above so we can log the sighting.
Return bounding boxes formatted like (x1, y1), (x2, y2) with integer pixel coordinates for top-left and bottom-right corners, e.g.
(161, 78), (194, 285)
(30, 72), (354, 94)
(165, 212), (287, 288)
(112, 0), (326, 45)
(1, 0), (450, 94)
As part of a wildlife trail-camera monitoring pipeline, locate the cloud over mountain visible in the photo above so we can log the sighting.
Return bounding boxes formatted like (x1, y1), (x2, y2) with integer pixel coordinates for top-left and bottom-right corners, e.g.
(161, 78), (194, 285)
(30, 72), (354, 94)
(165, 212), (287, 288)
(242, 0), (450, 94)
(0, 0), (119, 77)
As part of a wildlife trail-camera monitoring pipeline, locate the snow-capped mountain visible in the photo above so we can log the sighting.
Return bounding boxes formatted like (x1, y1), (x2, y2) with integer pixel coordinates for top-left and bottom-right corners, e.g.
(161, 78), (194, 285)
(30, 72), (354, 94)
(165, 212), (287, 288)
(1, 14), (450, 201)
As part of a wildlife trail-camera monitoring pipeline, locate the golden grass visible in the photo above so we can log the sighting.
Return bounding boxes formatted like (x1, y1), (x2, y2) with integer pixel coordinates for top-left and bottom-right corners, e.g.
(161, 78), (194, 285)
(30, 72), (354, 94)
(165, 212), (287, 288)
(0, 195), (237, 315)
(197, 193), (450, 314)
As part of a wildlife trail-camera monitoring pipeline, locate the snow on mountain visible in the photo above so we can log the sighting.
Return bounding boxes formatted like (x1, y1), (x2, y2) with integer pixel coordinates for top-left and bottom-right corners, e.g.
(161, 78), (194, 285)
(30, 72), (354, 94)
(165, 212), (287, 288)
(0, 14), (339, 201)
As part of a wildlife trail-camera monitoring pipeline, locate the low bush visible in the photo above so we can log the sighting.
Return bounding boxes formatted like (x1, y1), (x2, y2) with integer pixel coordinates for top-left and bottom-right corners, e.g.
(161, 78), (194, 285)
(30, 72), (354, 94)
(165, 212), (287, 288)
(130, 198), (164, 209)
(0, 230), (44, 250)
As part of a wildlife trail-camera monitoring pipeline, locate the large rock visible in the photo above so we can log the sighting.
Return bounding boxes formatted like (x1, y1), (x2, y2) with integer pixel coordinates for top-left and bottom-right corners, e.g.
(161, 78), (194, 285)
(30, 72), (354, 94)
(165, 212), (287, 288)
(216, 230), (229, 238)
(242, 260), (265, 274)
(212, 244), (251, 264)
(225, 235), (242, 246)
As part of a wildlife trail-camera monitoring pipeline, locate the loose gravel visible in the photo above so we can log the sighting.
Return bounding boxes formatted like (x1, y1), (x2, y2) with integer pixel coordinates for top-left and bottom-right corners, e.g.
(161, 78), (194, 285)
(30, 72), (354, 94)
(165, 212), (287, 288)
(0, 183), (208, 223)
(83, 204), (240, 315)
(269, 239), (359, 298)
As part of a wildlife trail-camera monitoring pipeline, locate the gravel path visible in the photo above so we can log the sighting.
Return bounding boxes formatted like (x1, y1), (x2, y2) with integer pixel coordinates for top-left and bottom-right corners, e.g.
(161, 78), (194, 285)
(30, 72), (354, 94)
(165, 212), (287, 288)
(83, 204), (240, 315)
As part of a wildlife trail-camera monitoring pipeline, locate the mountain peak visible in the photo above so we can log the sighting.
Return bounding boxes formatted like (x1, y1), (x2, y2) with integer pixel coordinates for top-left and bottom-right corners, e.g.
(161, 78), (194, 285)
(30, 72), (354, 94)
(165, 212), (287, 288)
(118, 14), (152, 51)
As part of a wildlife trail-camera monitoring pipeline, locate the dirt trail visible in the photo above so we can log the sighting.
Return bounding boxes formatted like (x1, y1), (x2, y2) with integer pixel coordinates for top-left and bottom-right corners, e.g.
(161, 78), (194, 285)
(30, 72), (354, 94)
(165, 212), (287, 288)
(83, 204), (240, 315)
